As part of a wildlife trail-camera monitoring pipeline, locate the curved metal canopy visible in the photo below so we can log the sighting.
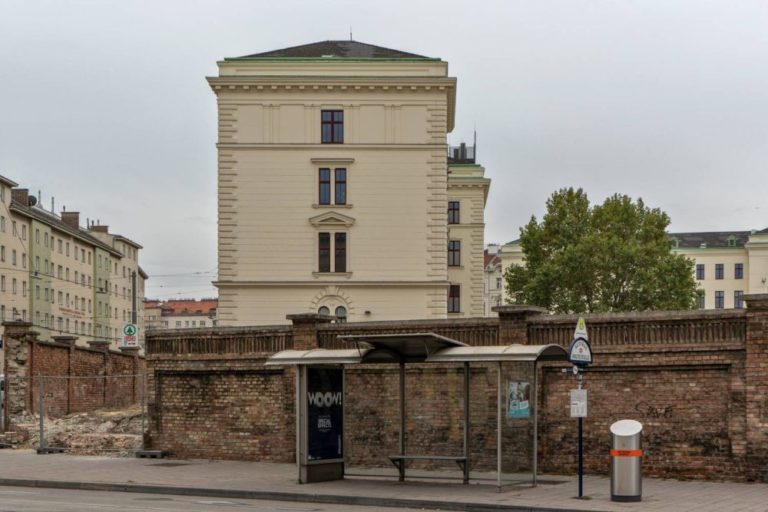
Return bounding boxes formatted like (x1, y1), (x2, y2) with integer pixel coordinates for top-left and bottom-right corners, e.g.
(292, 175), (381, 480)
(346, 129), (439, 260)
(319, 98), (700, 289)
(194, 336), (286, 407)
(425, 344), (567, 363)
(265, 333), (567, 366)
(339, 332), (468, 363)
(265, 348), (367, 366)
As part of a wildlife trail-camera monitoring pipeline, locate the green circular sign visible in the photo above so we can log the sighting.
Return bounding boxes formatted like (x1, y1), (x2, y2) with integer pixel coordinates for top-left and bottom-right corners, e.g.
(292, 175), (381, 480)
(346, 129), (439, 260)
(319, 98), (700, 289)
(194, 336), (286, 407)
(123, 324), (137, 336)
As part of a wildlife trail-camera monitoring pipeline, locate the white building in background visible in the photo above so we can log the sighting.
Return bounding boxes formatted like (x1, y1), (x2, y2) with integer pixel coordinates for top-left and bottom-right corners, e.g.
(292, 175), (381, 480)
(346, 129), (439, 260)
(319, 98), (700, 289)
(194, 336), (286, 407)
(495, 229), (768, 311)
(144, 298), (218, 330)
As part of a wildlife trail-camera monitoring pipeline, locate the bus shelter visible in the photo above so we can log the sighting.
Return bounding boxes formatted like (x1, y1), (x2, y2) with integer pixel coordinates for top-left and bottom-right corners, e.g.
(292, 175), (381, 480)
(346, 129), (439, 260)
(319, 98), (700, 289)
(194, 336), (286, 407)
(266, 333), (567, 489)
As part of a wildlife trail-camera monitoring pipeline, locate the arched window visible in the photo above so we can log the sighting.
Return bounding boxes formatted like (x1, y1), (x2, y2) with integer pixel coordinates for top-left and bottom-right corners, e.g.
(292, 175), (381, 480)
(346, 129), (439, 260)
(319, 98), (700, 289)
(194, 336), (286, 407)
(335, 306), (347, 323)
(318, 306), (330, 316)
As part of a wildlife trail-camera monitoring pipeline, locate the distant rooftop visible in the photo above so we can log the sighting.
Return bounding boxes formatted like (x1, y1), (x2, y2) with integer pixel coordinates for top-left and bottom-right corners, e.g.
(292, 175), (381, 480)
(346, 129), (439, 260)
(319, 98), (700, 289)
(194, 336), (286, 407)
(232, 40), (434, 60)
(669, 231), (752, 249)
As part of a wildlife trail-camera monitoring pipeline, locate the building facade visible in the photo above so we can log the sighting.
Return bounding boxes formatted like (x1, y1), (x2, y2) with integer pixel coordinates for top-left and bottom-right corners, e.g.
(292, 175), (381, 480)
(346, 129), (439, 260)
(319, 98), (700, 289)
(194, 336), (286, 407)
(494, 229), (768, 311)
(144, 298), (218, 330)
(1, 177), (146, 370)
(209, 40), (490, 325)
(670, 230), (768, 309)
(482, 245), (503, 316)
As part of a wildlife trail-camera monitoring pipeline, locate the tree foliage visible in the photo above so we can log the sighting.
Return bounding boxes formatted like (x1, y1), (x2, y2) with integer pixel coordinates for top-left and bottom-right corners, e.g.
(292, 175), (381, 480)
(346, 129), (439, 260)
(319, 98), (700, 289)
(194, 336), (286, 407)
(504, 188), (699, 313)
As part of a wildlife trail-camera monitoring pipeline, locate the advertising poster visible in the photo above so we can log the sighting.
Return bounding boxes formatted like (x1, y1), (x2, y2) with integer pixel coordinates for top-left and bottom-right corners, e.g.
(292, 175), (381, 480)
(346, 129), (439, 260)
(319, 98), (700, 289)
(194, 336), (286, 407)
(508, 380), (531, 418)
(306, 367), (343, 461)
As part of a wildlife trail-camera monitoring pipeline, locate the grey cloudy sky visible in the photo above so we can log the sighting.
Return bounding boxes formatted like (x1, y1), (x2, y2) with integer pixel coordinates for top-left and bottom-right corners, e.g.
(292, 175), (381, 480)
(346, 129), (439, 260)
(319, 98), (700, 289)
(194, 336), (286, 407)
(1, 0), (766, 299)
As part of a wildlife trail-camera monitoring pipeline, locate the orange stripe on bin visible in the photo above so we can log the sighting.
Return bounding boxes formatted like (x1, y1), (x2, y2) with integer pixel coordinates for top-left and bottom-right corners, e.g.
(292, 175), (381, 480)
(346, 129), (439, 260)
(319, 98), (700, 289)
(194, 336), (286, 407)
(610, 449), (643, 457)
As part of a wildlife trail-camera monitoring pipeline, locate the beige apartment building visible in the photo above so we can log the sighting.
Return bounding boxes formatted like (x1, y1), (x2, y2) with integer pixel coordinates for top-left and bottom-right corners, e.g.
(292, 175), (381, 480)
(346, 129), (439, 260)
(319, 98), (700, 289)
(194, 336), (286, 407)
(482, 245), (503, 316)
(494, 228), (768, 311)
(0, 177), (147, 370)
(209, 40), (490, 325)
(144, 298), (218, 330)
(670, 230), (768, 309)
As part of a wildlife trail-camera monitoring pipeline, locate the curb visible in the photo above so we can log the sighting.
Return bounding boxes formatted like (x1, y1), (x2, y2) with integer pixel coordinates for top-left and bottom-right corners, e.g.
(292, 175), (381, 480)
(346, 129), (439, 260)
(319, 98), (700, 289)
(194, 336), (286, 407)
(0, 478), (583, 512)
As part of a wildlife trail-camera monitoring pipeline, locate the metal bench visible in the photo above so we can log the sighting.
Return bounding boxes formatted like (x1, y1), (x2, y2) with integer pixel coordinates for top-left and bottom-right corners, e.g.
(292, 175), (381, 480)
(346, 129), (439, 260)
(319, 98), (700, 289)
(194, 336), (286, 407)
(388, 454), (469, 484)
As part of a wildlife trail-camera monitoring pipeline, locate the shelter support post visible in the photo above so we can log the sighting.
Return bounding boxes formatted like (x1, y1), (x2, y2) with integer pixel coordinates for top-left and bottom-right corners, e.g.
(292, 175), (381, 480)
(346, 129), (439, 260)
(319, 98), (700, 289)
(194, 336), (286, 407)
(532, 362), (538, 487)
(399, 361), (406, 482)
(497, 361), (502, 492)
(463, 362), (470, 485)
(296, 366), (304, 483)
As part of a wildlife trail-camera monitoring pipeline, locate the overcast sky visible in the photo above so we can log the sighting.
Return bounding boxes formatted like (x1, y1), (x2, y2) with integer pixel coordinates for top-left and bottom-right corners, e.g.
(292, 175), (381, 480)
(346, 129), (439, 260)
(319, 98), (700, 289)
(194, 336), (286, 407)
(1, 0), (767, 299)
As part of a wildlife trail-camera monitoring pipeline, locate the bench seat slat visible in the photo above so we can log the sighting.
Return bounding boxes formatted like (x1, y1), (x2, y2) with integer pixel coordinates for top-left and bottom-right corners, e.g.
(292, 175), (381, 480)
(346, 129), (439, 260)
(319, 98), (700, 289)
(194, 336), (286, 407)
(388, 455), (466, 461)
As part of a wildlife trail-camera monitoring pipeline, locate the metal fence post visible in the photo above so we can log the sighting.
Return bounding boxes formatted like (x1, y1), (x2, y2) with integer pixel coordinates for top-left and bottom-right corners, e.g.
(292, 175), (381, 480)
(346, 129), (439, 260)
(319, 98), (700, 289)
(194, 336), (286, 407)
(38, 375), (45, 452)
(140, 372), (146, 452)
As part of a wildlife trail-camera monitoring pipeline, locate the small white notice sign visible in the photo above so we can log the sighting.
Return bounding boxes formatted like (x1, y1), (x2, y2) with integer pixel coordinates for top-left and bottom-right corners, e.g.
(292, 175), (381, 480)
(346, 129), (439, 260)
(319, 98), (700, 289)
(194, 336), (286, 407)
(570, 389), (588, 418)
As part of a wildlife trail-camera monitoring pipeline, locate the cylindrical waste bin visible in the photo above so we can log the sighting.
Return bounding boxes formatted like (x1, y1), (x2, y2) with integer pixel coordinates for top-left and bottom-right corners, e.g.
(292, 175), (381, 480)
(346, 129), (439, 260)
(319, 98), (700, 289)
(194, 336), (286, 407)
(610, 419), (643, 502)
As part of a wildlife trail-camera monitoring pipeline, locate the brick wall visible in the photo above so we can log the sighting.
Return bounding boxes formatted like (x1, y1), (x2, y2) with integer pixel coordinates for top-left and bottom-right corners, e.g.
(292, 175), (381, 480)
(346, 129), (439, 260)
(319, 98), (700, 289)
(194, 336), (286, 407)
(2, 323), (145, 428)
(142, 299), (768, 482)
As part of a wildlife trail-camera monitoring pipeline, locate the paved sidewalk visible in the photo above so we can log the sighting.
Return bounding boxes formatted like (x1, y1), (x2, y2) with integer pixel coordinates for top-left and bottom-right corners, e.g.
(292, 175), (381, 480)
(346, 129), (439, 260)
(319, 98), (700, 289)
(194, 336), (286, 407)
(0, 450), (765, 511)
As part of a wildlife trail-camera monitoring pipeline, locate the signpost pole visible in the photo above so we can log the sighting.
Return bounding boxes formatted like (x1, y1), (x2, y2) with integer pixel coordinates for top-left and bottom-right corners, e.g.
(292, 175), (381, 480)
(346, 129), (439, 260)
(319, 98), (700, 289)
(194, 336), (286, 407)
(578, 415), (584, 498)
(577, 370), (584, 498)
(567, 317), (592, 500)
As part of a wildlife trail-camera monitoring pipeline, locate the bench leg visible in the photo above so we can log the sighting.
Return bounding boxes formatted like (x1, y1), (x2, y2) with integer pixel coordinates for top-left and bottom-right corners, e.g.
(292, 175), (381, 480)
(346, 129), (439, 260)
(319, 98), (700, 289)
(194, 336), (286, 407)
(389, 458), (405, 482)
(456, 460), (469, 484)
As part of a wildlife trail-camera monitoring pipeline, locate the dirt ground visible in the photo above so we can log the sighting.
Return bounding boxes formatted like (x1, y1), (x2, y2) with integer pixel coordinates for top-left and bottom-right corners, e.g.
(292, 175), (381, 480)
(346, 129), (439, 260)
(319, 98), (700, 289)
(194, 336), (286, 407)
(11, 406), (144, 456)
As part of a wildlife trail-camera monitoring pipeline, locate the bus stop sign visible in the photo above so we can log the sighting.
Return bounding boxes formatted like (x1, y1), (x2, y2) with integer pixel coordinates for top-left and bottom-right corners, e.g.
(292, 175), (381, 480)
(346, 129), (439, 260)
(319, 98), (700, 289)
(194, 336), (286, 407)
(567, 317), (593, 367)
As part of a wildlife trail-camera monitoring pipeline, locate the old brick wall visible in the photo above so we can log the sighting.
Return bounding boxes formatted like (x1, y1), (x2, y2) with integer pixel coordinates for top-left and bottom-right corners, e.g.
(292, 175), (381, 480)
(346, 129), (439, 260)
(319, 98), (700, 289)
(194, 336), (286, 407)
(2, 322), (146, 426)
(146, 356), (295, 461)
(143, 305), (768, 482)
(145, 326), (295, 461)
(538, 353), (746, 480)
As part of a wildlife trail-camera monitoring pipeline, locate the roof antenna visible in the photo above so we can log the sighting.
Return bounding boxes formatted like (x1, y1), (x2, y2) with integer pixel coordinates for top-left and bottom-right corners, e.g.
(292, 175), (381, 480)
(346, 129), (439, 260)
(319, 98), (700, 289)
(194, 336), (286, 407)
(350, 26), (353, 41)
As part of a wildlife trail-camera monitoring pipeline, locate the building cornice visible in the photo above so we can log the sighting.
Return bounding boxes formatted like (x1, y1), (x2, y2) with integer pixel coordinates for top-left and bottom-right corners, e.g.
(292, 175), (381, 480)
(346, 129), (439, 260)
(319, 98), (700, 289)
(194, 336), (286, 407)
(216, 143), (448, 151)
(207, 75), (455, 89)
(207, 76), (456, 131)
(214, 280), (450, 288)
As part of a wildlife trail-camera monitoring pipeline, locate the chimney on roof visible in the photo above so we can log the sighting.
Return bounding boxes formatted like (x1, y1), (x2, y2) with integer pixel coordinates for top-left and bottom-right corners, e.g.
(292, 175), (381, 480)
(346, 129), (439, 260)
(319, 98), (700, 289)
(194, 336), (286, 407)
(90, 223), (109, 233)
(11, 188), (29, 205)
(61, 211), (80, 230)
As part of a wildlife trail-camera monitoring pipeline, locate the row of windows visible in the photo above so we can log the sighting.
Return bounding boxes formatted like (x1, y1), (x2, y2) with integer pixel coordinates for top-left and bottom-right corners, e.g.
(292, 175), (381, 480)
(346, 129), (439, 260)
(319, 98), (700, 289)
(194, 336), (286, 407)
(696, 263), (743, 280)
(699, 290), (744, 309)
(317, 305), (347, 322)
(0, 246), (26, 268)
(0, 305), (26, 321)
(35, 228), (93, 264)
(173, 319), (208, 328)
(0, 275), (26, 296)
(0, 217), (27, 239)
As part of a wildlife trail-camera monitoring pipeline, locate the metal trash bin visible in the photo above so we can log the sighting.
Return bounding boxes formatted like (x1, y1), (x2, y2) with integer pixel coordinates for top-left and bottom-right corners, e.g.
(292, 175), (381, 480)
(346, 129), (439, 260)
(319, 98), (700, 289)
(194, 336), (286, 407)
(610, 419), (643, 502)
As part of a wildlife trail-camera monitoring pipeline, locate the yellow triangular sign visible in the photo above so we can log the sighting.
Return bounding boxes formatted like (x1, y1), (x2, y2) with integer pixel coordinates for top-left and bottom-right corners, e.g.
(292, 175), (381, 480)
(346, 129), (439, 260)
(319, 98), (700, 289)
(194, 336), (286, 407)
(574, 317), (588, 341)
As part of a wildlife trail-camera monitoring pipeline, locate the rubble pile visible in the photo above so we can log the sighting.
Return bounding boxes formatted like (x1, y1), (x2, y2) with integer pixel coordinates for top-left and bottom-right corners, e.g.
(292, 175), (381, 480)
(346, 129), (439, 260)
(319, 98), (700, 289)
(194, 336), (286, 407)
(13, 406), (143, 456)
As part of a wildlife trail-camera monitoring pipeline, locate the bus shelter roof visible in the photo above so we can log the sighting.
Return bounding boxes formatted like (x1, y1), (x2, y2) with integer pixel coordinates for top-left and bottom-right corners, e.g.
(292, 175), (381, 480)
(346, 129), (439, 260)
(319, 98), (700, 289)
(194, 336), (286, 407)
(265, 332), (567, 366)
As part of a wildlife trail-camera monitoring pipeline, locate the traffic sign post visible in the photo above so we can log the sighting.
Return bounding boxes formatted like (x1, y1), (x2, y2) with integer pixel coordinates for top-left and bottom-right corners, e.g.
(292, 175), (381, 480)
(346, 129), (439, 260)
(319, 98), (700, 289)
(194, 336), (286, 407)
(121, 323), (139, 348)
(567, 317), (593, 499)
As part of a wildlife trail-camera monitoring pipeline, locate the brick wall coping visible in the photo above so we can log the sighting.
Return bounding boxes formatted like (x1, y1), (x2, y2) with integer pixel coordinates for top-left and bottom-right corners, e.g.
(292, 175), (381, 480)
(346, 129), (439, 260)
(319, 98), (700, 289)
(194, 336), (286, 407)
(529, 308), (746, 325)
(146, 325), (292, 340)
(31, 339), (73, 350)
(317, 316), (499, 331)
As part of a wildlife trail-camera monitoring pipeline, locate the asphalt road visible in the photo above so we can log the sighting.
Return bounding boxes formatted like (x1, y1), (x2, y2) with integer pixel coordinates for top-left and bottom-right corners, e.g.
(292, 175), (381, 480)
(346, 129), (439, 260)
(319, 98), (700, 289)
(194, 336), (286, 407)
(0, 486), (419, 512)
